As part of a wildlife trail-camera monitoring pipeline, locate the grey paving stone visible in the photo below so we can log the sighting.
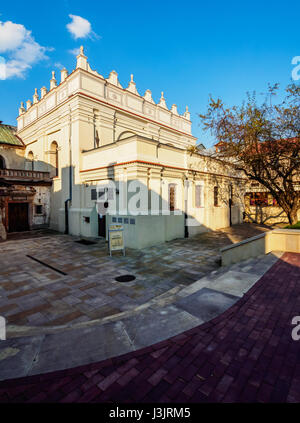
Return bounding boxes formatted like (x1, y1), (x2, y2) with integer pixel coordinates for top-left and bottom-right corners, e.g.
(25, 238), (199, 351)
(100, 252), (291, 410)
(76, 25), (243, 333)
(0, 335), (44, 381)
(62, 296), (82, 305)
(121, 305), (203, 349)
(175, 287), (239, 321)
(208, 271), (262, 297)
(28, 322), (134, 375)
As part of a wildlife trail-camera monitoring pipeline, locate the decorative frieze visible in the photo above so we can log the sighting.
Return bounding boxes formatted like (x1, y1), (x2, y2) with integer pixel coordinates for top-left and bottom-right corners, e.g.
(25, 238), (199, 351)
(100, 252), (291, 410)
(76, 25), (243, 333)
(17, 46), (193, 138)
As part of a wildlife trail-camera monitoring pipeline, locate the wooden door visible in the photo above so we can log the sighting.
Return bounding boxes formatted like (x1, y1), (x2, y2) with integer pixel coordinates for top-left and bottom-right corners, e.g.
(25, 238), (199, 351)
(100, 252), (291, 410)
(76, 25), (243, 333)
(8, 202), (29, 232)
(98, 214), (106, 237)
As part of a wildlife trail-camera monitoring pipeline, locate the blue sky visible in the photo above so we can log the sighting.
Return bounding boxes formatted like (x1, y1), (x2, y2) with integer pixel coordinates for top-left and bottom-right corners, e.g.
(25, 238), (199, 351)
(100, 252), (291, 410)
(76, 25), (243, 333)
(0, 0), (299, 147)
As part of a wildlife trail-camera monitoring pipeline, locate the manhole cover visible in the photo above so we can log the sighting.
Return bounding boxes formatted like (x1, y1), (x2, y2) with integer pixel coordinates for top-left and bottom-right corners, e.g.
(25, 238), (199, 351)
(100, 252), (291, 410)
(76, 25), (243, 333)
(75, 239), (97, 245)
(115, 275), (136, 283)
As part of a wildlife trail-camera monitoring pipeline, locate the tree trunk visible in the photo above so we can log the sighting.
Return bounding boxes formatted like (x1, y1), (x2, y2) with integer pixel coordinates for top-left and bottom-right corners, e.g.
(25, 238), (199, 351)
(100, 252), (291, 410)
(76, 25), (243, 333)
(287, 209), (298, 225)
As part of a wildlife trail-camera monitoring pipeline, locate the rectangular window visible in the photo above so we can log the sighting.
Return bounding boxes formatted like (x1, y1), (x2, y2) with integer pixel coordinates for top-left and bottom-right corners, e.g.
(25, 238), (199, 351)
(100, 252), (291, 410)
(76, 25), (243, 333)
(35, 205), (43, 215)
(249, 192), (268, 206)
(195, 185), (203, 208)
(169, 184), (176, 211)
(214, 186), (218, 207)
(91, 189), (97, 200)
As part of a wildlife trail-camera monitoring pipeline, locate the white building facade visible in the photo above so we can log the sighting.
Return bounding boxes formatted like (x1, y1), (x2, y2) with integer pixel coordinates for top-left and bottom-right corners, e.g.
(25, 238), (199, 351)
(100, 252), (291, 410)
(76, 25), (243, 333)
(16, 47), (245, 248)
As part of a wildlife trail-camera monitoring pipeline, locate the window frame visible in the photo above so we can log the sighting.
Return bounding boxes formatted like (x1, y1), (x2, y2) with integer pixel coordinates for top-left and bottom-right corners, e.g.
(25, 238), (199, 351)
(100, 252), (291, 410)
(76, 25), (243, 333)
(249, 192), (269, 207)
(50, 141), (59, 178)
(195, 183), (204, 208)
(168, 183), (176, 212)
(35, 204), (43, 215)
(214, 186), (219, 207)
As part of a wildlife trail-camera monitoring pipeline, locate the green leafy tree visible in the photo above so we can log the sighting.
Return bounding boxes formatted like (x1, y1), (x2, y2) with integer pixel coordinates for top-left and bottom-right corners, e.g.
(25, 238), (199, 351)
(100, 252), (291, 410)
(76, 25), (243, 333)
(199, 83), (300, 225)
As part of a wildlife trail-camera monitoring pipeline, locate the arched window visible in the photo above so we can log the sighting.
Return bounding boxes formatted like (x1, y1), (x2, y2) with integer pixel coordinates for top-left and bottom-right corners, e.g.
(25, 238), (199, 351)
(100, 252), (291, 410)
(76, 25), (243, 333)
(27, 151), (34, 171)
(0, 155), (6, 170)
(50, 141), (58, 177)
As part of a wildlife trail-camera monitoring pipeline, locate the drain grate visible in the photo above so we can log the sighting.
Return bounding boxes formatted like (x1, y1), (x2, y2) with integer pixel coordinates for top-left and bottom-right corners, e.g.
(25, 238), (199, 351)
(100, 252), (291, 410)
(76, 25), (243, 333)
(75, 239), (97, 245)
(26, 255), (67, 275)
(115, 275), (136, 283)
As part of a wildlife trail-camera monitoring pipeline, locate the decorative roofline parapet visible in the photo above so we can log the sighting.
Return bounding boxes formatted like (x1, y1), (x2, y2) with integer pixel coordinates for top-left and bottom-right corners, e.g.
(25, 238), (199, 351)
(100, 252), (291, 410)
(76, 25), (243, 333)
(17, 46), (193, 137)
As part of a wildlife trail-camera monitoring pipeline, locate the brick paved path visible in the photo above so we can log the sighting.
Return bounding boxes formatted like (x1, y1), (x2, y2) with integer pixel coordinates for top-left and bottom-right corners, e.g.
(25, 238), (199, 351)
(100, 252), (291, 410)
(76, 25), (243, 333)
(0, 224), (269, 329)
(0, 252), (299, 403)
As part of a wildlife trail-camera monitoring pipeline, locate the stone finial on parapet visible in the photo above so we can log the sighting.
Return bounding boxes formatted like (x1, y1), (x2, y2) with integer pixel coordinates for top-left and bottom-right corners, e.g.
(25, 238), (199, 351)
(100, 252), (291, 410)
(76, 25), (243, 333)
(143, 89), (155, 104)
(33, 88), (39, 104)
(41, 86), (47, 99)
(61, 68), (68, 83)
(19, 101), (25, 116)
(171, 104), (179, 115)
(158, 91), (167, 109)
(26, 99), (32, 110)
(184, 105), (190, 120)
(107, 70), (122, 87)
(50, 71), (57, 90)
(76, 45), (88, 71)
(126, 73), (139, 95)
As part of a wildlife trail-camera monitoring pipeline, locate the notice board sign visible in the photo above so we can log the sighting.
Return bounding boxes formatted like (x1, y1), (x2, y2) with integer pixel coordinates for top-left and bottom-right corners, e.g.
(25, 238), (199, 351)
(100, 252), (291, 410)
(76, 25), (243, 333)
(108, 224), (125, 256)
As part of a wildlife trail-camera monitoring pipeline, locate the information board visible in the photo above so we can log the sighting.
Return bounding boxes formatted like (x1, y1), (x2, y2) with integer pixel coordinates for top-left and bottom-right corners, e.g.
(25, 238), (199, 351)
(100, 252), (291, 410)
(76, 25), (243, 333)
(108, 224), (125, 256)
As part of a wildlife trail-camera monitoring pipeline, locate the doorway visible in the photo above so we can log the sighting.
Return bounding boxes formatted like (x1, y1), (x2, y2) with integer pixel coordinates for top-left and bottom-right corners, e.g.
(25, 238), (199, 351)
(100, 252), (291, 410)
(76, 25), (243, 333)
(8, 202), (29, 232)
(98, 214), (106, 237)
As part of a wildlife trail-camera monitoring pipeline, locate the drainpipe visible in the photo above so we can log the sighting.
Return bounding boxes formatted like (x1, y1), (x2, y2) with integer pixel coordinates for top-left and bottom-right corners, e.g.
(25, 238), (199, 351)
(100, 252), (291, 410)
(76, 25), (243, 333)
(65, 106), (73, 234)
(184, 177), (189, 238)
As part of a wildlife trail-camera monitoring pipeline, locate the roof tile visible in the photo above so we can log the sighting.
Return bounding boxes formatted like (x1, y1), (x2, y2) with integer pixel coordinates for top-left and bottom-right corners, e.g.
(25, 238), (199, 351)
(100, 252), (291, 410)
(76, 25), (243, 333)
(0, 123), (23, 147)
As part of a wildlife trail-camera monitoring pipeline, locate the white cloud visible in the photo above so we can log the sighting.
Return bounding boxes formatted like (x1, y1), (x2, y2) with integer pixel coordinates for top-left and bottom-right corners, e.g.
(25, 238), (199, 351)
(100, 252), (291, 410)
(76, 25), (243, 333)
(68, 47), (81, 56)
(0, 20), (51, 79)
(0, 21), (27, 52)
(54, 62), (64, 69)
(0, 56), (6, 80)
(66, 14), (99, 40)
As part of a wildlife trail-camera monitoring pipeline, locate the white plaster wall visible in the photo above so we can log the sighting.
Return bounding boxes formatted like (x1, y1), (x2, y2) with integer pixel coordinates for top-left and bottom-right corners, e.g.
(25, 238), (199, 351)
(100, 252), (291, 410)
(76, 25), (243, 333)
(32, 186), (50, 227)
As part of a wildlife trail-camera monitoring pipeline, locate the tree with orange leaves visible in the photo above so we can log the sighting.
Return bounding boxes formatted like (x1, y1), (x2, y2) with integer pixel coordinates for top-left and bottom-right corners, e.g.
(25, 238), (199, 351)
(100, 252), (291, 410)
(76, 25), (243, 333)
(199, 83), (300, 225)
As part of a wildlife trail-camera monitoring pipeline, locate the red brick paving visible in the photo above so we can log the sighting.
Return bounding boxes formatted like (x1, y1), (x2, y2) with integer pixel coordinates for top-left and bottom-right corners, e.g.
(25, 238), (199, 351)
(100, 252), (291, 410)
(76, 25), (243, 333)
(0, 252), (300, 403)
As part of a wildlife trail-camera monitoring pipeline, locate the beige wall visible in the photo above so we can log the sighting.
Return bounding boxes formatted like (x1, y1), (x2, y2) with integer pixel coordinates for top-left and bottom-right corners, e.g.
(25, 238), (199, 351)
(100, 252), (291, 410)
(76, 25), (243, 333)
(0, 145), (25, 169)
(221, 229), (300, 266)
(244, 187), (300, 226)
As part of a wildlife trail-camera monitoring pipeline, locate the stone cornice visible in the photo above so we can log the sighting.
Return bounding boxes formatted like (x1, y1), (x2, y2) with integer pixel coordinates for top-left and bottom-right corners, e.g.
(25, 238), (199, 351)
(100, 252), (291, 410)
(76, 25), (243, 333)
(80, 159), (247, 181)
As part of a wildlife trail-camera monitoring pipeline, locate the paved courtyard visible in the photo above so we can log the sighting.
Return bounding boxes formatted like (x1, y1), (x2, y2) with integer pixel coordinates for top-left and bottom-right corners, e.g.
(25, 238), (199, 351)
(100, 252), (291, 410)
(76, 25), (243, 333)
(0, 223), (269, 333)
(0, 252), (299, 403)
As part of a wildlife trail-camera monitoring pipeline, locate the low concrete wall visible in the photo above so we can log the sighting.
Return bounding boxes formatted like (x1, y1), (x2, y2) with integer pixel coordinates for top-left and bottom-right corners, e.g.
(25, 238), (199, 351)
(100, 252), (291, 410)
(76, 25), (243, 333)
(221, 229), (300, 266)
(269, 229), (300, 253)
(107, 214), (185, 249)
